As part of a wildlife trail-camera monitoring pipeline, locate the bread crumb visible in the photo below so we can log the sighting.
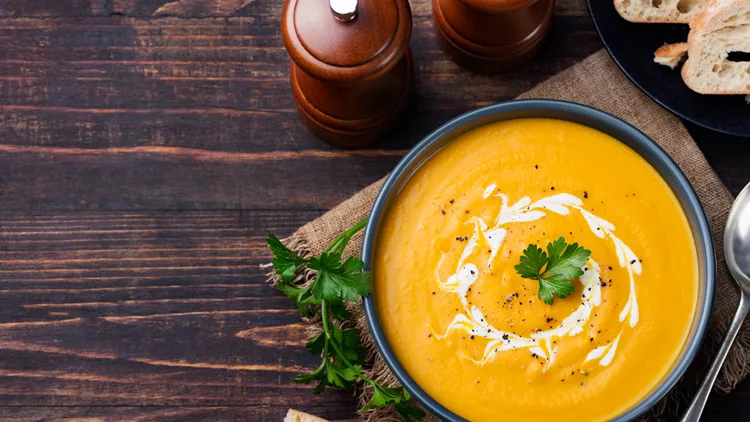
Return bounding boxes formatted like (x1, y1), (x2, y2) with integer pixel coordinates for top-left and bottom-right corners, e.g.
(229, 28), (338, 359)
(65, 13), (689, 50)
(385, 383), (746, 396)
(653, 42), (688, 70)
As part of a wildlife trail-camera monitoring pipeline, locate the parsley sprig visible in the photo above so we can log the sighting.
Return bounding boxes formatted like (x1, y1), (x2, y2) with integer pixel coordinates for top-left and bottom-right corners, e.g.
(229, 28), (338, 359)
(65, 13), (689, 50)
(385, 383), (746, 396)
(267, 219), (424, 421)
(514, 236), (592, 305)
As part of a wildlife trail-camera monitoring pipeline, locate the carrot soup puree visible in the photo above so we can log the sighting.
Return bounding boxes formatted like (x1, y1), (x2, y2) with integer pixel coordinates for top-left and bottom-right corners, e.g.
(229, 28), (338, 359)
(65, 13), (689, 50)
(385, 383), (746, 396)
(373, 118), (698, 421)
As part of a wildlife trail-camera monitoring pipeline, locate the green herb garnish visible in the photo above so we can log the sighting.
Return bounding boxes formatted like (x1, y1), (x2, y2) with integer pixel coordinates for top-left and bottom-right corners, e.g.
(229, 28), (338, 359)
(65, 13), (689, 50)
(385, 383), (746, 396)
(514, 236), (592, 305)
(267, 219), (424, 421)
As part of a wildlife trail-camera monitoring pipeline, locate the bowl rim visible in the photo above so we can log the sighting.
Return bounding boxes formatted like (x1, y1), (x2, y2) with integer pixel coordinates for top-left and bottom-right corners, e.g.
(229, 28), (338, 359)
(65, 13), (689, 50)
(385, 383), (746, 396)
(361, 99), (716, 422)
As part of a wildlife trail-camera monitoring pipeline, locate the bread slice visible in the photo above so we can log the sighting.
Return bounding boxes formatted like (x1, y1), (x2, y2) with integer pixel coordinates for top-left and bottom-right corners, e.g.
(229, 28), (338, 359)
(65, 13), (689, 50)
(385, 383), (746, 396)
(284, 409), (330, 422)
(614, 0), (710, 23)
(654, 42), (689, 69)
(681, 0), (750, 94)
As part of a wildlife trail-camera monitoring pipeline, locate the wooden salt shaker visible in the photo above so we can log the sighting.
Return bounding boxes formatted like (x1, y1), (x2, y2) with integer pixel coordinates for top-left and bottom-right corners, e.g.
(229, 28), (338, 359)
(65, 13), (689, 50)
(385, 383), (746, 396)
(281, 0), (414, 148)
(433, 0), (555, 73)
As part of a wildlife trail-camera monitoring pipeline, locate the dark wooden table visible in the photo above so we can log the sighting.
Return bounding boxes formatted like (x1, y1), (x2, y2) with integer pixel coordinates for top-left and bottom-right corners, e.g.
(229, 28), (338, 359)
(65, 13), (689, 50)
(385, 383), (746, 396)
(0, 0), (749, 420)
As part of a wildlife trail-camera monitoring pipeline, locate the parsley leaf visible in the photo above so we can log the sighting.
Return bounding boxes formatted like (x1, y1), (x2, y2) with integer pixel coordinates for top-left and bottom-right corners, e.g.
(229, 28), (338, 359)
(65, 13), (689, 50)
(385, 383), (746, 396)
(537, 275), (577, 305)
(266, 231), (308, 283)
(514, 237), (591, 305)
(547, 240), (591, 281)
(360, 384), (425, 420)
(395, 402), (427, 422)
(277, 283), (319, 317)
(293, 364), (327, 394)
(326, 362), (360, 389)
(514, 243), (547, 280)
(340, 327), (367, 365)
(328, 302), (351, 320)
(361, 384), (411, 412)
(305, 333), (325, 356)
(309, 253), (372, 303)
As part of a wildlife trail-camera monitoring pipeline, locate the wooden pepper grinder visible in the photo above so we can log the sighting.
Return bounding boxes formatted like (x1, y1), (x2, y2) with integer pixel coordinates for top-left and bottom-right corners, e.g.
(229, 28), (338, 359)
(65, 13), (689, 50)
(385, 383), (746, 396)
(281, 0), (414, 148)
(433, 0), (555, 73)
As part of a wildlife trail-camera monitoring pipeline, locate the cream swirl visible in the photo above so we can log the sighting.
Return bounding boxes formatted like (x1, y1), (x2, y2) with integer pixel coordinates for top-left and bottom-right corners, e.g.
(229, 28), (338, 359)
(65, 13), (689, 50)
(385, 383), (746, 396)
(434, 187), (642, 370)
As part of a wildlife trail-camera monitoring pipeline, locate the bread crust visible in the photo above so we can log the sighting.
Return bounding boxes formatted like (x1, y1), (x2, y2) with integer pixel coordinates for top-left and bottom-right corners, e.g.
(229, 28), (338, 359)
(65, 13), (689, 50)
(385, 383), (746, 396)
(689, 0), (733, 32)
(284, 409), (330, 422)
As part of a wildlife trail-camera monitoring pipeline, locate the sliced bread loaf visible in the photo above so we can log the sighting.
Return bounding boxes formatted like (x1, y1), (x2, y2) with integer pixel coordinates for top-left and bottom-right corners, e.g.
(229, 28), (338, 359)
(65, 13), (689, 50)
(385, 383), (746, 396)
(614, 0), (709, 23)
(682, 0), (750, 94)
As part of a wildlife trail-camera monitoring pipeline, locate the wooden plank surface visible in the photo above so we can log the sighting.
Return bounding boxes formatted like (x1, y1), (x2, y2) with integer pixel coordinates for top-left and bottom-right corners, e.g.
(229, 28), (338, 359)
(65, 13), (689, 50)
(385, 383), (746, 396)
(0, 0), (749, 420)
(0, 210), (363, 421)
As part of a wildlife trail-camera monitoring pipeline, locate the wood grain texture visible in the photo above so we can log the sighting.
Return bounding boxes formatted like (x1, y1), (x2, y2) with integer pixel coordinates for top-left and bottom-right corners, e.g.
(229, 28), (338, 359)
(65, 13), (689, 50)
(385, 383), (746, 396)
(152, 0), (257, 17)
(0, 406), (360, 421)
(0, 0), (748, 420)
(0, 15), (597, 153)
(2, 0), (590, 17)
(0, 211), (362, 414)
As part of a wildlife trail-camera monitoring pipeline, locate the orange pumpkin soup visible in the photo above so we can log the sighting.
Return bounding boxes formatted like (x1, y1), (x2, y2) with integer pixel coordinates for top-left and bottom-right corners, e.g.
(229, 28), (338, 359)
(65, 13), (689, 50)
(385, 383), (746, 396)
(373, 118), (698, 421)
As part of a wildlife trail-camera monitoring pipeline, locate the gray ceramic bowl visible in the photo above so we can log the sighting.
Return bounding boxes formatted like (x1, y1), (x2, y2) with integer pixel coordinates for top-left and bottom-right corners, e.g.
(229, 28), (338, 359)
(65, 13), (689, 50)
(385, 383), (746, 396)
(361, 100), (715, 421)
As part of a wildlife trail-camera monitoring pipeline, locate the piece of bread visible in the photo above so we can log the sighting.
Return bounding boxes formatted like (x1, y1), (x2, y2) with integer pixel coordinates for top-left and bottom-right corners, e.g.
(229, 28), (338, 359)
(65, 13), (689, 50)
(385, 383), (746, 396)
(284, 409), (330, 422)
(681, 0), (750, 94)
(614, 0), (710, 23)
(654, 42), (689, 69)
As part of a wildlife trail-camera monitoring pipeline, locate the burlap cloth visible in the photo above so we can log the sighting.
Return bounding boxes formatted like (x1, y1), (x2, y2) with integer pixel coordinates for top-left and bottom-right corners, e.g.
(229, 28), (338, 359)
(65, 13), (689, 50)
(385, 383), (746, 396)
(269, 50), (743, 421)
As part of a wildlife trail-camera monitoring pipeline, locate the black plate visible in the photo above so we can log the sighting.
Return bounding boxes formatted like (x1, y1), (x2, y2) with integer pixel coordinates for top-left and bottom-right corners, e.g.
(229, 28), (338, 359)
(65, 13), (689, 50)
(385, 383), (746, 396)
(587, 0), (750, 137)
